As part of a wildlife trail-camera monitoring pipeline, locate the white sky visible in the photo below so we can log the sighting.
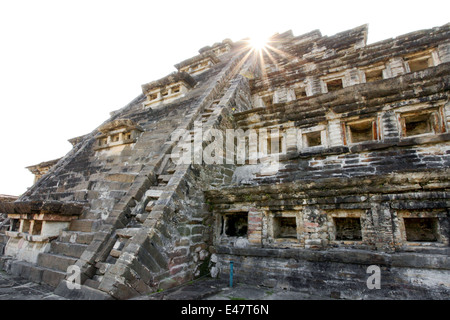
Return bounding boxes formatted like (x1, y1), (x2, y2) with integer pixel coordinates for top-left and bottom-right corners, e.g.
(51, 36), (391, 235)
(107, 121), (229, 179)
(0, 0), (448, 196)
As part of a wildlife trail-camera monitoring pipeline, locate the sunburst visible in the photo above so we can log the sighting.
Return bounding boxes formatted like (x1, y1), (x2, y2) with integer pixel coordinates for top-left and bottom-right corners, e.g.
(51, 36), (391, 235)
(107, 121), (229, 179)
(236, 33), (298, 86)
(249, 35), (269, 51)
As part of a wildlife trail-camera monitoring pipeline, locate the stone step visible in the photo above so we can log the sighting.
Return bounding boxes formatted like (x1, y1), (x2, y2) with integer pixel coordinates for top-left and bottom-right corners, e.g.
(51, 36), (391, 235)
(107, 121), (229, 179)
(50, 241), (88, 259)
(37, 252), (78, 273)
(54, 280), (113, 300)
(41, 268), (67, 288)
(147, 185), (167, 191)
(89, 181), (134, 193)
(156, 155), (171, 176)
(157, 174), (173, 182)
(166, 167), (176, 174)
(84, 278), (101, 290)
(10, 259), (67, 288)
(145, 201), (155, 212)
(145, 189), (164, 199)
(59, 231), (95, 245)
(69, 219), (96, 232)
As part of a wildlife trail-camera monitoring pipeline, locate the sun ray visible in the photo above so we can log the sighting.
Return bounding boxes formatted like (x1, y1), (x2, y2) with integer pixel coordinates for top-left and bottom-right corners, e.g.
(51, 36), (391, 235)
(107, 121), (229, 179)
(261, 46), (286, 75)
(233, 34), (303, 104)
(258, 48), (269, 85)
(264, 43), (299, 64)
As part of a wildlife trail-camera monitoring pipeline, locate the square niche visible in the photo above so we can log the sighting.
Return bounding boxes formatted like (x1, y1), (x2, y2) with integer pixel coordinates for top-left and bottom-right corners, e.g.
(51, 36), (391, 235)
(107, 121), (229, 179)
(273, 216), (297, 239)
(220, 213), (248, 237)
(334, 217), (362, 241)
(404, 218), (439, 242)
(346, 120), (377, 144)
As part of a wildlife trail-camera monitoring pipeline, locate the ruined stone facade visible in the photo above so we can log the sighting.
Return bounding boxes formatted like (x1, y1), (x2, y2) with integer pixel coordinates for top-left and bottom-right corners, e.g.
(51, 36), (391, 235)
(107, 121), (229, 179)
(0, 23), (449, 299)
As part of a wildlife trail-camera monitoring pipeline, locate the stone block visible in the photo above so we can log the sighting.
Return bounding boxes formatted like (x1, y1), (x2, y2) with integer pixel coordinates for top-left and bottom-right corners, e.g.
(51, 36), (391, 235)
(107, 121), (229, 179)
(37, 253), (78, 273)
(41, 268), (67, 288)
(59, 231), (95, 245)
(69, 220), (94, 232)
(51, 241), (87, 259)
(55, 280), (114, 300)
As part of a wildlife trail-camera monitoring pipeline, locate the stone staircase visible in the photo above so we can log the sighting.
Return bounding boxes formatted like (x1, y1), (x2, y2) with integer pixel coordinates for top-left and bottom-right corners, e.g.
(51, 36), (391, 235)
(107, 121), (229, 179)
(76, 97), (230, 295)
(142, 98), (223, 213)
(87, 154), (178, 275)
(4, 50), (250, 299)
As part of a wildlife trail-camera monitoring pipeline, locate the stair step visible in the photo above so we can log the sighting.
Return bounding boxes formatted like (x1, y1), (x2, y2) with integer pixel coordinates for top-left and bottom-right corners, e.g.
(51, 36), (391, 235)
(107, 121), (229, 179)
(149, 185), (167, 190)
(145, 189), (164, 199)
(50, 241), (87, 259)
(157, 174), (173, 182)
(156, 155), (171, 176)
(59, 231), (95, 245)
(89, 180), (134, 191)
(166, 168), (176, 174)
(41, 267), (67, 288)
(10, 260), (67, 288)
(69, 219), (95, 232)
(84, 278), (101, 289)
(55, 280), (113, 300)
(37, 252), (78, 273)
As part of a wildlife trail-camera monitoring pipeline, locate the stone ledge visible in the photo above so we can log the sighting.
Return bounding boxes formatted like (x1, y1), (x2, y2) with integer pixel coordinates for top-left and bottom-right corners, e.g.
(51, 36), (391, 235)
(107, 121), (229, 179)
(0, 200), (86, 216)
(4, 231), (57, 242)
(216, 246), (450, 270)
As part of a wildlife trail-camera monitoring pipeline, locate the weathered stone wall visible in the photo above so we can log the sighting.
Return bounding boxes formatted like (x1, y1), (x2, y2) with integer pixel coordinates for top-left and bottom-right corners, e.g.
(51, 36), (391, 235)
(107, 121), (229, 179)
(207, 170), (450, 299)
(251, 24), (449, 97)
(207, 170), (450, 250)
(213, 247), (450, 299)
(232, 63), (450, 184)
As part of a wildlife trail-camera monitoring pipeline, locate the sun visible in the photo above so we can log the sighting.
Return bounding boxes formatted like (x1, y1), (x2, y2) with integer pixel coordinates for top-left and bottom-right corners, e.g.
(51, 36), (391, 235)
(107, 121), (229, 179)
(249, 35), (269, 51)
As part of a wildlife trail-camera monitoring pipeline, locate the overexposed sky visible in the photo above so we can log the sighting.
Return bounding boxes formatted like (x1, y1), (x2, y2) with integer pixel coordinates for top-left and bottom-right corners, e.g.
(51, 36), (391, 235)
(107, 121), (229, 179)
(0, 0), (448, 196)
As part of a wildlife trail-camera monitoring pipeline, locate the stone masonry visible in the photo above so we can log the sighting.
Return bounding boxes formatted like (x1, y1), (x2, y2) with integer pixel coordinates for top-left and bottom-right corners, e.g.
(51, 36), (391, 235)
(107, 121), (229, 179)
(0, 23), (449, 299)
